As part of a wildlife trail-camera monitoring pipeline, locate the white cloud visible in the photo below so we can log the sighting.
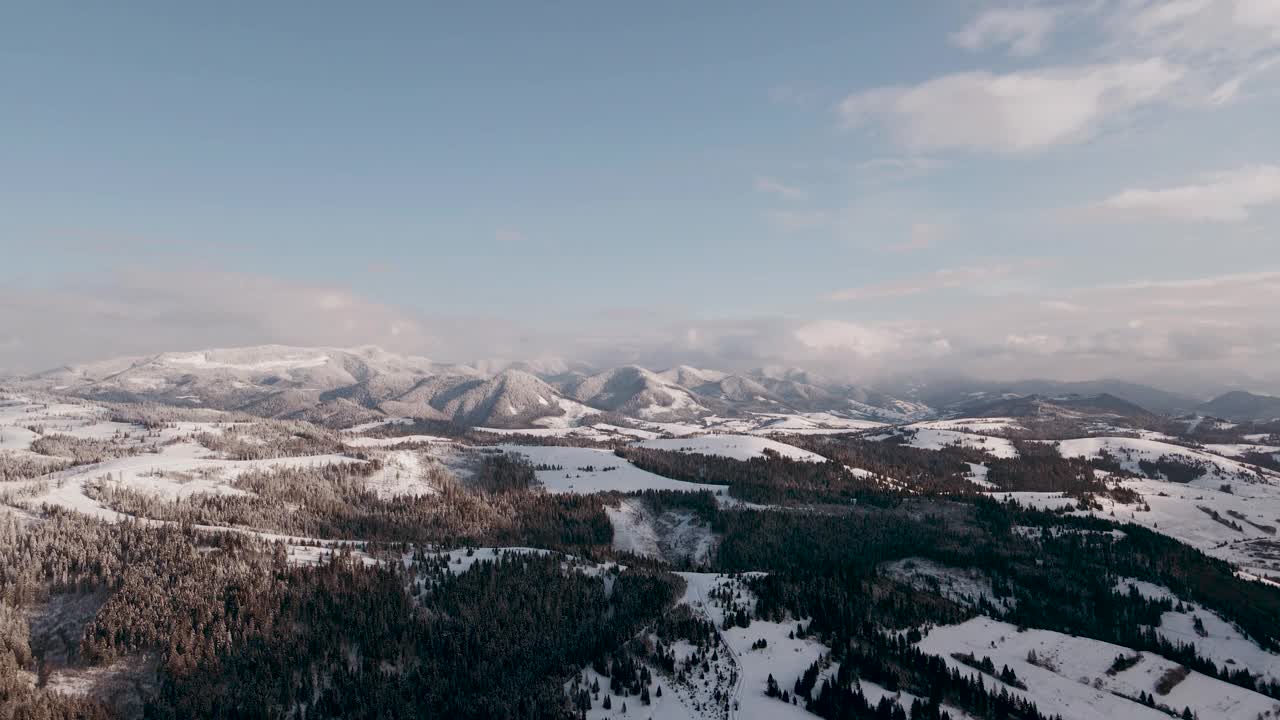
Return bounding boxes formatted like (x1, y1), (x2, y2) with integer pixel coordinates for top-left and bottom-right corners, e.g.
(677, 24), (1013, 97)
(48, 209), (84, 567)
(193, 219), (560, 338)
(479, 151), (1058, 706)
(0, 270), (449, 372)
(754, 175), (806, 200)
(1099, 165), (1280, 222)
(5, 266), (1280, 391)
(793, 320), (903, 355)
(1097, 0), (1280, 101)
(951, 6), (1062, 56)
(1122, 0), (1280, 59)
(839, 59), (1184, 153)
(824, 260), (1047, 301)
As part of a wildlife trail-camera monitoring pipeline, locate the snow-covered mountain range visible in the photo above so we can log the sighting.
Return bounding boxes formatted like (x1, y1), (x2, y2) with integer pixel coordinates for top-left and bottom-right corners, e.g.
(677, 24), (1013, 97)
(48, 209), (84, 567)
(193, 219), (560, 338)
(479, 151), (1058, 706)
(14, 345), (939, 428)
(13, 344), (1280, 429)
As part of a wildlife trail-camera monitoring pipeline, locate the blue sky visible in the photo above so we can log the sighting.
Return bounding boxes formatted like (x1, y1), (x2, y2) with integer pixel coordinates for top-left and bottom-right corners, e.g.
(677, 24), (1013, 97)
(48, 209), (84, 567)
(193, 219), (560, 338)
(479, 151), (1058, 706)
(2, 1), (1279, 389)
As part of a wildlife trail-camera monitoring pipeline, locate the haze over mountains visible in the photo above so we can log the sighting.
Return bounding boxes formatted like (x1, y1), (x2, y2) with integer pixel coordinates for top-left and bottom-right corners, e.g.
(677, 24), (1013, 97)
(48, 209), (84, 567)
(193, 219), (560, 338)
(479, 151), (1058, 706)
(14, 344), (1280, 428)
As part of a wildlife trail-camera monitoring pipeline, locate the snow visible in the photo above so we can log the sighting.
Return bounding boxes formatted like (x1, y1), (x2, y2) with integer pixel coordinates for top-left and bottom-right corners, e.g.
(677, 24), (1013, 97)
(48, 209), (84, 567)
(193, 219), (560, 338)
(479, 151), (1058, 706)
(433, 546), (555, 575)
(0, 397), (111, 435)
(634, 435), (827, 463)
(9, 437), (363, 523)
(919, 616), (1280, 720)
(344, 434), (456, 448)
(473, 423), (664, 442)
(636, 386), (704, 420)
(1204, 442), (1280, 459)
(593, 423), (664, 440)
(1117, 577), (1280, 685)
(470, 397), (601, 432)
(52, 420), (141, 441)
(1058, 436), (1269, 484)
(989, 491), (1080, 511)
(908, 417), (1026, 433)
(364, 449), (440, 498)
(966, 462), (996, 488)
(675, 573), (830, 720)
(1005, 475), (1280, 577)
(0, 425), (37, 451)
(639, 421), (711, 437)
(287, 544), (377, 567)
(745, 413), (886, 435)
(1114, 578), (1177, 602)
(574, 666), (702, 720)
(873, 428), (1019, 459)
(342, 417), (414, 434)
(161, 351), (330, 371)
(499, 445), (729, 495)
(606, 497), (716, 565)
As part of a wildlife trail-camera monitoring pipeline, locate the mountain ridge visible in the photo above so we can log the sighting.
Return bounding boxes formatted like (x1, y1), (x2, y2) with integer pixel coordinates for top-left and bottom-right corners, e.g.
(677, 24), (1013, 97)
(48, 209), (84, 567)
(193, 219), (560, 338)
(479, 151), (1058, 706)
(8, 343), (1214, 430)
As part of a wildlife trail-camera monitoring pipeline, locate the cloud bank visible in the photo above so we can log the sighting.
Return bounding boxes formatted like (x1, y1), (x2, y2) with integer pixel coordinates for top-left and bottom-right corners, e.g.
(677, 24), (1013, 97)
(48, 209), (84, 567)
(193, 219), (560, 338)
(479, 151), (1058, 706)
(4, 267), (1279, 394)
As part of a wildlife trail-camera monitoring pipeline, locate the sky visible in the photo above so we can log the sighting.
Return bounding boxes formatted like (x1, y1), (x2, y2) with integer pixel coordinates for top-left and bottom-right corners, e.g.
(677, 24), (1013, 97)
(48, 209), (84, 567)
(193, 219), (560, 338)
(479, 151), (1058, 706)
(2, 1), (1279, 392)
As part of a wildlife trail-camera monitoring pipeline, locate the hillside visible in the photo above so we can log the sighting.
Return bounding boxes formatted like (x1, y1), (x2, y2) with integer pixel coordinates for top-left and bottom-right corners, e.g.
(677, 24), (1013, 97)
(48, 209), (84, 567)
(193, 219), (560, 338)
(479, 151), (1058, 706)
(1199, 391), (1280, 422)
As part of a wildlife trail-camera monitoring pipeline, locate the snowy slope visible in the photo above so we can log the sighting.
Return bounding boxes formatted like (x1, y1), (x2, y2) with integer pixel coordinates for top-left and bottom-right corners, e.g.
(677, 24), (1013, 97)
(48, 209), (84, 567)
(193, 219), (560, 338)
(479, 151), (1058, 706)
(499, 445), (728, 495)
(998, 473), (1280, 577)
(606, 497), (716, 565)
(568, 366), (708, 420)
(908, 417), (1026, 433)
(439, 369), (569, 427)
(745, 412), (886, 435)
(634, 435), (827, 463)
(1058, 436), (1270, 484)
(1117, 578), (1280, 685)
(919, 616), (1280, 720)
(871, 427), (1019, 459)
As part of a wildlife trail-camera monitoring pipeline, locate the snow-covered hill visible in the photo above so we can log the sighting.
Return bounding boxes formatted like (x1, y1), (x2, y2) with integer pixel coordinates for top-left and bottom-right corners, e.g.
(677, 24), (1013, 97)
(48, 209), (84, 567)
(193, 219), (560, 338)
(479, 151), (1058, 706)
(565, 366), (708, 421)
(634, 435), (828, 463)
(919, 616), (1280, 720)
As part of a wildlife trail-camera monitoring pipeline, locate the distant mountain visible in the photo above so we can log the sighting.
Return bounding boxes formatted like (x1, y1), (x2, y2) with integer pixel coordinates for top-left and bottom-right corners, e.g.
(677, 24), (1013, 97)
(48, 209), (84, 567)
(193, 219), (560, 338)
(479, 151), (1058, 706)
(689, 374), (776, 404)
(437, 369), (572, 428)
(1198, 391), (1280, 423)
(893, 376), (1200, 416)
(950, 393), (1160, 425)
(653, 365), (929, 420)
(23, 345), (462, 421)
(18, 345), (931, 427)
(17, 344), (1247, 431)
(563, 366), (706, 421)
(656, 365), (728, 388)
(1004, 380), (1200, 416)
(747, 375), (848, 413)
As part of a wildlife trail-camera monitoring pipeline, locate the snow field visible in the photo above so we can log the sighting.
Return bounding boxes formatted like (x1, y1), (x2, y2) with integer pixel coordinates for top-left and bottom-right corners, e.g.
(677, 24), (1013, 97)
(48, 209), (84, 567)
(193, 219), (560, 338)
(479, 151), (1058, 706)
(500, 445), (728, 495)
(634, 435), (827, 463)
(919, 616), (1280, 720)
